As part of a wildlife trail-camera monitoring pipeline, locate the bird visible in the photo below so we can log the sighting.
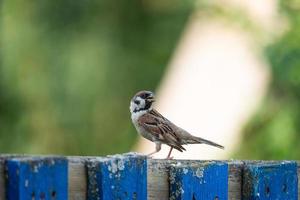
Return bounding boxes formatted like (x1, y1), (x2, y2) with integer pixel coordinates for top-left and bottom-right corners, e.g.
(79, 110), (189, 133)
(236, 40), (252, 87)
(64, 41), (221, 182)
(129, 90), (224, 159)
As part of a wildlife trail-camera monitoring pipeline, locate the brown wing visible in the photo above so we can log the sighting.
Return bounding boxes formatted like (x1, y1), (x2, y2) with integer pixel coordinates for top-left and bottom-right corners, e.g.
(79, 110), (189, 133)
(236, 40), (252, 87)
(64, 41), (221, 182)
(138, 109), (186, 152)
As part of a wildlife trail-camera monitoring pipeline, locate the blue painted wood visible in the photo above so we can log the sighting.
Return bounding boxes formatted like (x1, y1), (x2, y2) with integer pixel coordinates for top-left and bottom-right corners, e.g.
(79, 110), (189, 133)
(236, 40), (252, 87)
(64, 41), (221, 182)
(242, 161), (298, 200)
(169, 161), (228, 200)
(87, 153), (147, 200)
(298, 162), (300, 199)
(5, 157), (68, 200)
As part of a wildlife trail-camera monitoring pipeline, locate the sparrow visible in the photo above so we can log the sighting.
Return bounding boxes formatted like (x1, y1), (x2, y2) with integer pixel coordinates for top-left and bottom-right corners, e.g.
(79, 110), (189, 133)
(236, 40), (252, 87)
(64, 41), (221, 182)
(130, 90), (224, 159)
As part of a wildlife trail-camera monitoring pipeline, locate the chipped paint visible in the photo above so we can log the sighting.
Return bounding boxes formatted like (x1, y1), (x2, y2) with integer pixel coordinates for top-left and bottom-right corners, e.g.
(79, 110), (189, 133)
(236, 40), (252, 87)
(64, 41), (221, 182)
(5, 157), (68, 200)
(169, 161), (228, 199)
(195, 167), (204, 178)
(242, 161), (298, 200)
(87, 154), (147, 200)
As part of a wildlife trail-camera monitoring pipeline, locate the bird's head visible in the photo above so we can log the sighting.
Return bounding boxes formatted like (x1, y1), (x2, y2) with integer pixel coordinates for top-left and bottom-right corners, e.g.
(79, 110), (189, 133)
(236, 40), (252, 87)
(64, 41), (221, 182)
(130, 90), (155, 113)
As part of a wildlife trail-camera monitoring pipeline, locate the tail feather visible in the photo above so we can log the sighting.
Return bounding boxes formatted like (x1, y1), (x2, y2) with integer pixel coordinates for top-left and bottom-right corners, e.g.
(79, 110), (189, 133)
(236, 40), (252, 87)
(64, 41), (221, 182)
(190, 136), (224, 149)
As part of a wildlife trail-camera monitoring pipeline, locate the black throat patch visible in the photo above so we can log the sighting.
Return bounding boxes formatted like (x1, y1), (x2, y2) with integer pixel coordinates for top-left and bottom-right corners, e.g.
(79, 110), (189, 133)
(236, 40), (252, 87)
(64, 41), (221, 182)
(134, 100), (152, 112)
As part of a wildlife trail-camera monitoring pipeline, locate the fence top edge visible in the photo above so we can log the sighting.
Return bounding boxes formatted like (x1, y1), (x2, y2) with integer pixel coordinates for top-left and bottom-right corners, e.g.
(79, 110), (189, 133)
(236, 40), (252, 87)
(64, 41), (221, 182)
(6, 156), (68, 163)
(0, 153), (299, 164)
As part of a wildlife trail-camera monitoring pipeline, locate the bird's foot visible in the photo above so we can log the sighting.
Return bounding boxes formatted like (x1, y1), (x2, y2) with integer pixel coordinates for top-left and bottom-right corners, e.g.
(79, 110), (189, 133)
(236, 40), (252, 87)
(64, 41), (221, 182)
(147, 155), (154, 159)
(166, 156), (174, 160)
(147, 151), (158, 158)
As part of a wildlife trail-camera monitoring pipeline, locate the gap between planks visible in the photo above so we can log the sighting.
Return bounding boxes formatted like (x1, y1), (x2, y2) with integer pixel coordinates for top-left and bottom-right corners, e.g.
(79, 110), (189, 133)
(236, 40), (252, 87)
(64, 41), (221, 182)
(147, 159), (243, 200)
(0, 156), (299, 200)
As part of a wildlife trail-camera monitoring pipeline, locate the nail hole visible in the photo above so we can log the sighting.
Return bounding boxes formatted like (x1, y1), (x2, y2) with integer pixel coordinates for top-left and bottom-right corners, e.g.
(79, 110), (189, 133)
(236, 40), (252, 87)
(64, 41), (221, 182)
(40, 192), (45, 200)
(265, 186), (270, 196)
(31, 192), (35, 200)
(215, 196), (219, 200)
(192, 193), (196, 200)
(51, 191), (56, 198)
(282, 183), (287, 193)
(133, 192), (137, 200)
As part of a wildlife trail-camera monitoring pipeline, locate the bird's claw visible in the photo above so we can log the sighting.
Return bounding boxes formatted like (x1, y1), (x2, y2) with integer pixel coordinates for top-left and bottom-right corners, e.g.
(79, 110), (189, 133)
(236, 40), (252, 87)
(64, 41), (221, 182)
(147, 153), (155, 159)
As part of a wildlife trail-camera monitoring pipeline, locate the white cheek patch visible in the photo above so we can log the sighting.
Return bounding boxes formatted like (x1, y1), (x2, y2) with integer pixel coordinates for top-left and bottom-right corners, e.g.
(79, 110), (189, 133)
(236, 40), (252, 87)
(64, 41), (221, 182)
(136, 97), (145, 109)
(130, 101), (136, 113)
(129, 97), (146, 113)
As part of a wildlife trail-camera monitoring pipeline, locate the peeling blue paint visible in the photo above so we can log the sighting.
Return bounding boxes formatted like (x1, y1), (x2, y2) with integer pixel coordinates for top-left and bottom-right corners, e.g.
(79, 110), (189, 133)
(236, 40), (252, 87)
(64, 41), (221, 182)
(87, 153), (147, 200)
(169, 161), (228, 200)
(243, 161), (298, 200)
(5, 157), (68, 200)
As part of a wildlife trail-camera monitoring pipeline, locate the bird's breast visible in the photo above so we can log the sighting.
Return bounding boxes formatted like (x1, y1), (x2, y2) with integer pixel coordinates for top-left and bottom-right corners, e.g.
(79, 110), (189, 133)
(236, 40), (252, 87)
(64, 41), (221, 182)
(131, 113), (155, 142)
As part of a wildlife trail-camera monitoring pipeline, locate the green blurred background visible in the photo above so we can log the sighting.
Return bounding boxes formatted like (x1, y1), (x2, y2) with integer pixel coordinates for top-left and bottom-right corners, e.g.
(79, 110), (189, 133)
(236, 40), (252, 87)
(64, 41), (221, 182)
(0, 0), (192, 155)
(236, 0), (300, 160)
(0, 0), (299, 159)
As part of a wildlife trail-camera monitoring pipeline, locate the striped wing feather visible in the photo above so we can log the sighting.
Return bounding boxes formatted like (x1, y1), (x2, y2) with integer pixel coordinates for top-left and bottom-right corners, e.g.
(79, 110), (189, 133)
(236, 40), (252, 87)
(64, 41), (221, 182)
(138, 109), (186, 152)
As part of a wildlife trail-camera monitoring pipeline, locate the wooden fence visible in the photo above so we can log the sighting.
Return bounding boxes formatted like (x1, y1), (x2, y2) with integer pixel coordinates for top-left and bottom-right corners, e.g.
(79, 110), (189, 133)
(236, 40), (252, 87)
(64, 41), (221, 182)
(0, 153), (299, 199)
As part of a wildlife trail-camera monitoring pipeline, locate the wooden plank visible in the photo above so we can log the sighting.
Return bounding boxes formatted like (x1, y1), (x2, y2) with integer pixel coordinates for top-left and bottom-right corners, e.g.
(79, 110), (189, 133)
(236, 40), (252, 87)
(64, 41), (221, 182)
(2, 155), (90, 200)
(298, 161), (300, 200)
(242, 161), (298, 200)
(228, 161), (244, 200)
(0, 154), (298, 200)
(68, 157), (91, 200)
(147, 159), (243, 200)
(169, 161), (228, 199)
(147, 159), (201, 199)
(0, 157), (5, 200)
(147, 159), (176, 200)
(86, 153), (147, 200)
(5, 157), (68, 200)
(0, 154), (26, 200)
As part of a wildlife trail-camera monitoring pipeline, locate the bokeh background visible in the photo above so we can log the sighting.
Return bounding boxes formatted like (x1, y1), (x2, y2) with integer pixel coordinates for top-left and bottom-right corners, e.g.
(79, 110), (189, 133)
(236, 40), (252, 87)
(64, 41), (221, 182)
(0, 0), (299, 159)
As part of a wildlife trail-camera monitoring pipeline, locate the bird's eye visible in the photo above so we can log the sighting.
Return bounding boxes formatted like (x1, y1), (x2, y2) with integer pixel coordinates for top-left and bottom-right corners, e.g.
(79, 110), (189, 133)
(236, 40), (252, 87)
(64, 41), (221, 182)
(143, 93), (152, 99)
(134, 100), (140, 105)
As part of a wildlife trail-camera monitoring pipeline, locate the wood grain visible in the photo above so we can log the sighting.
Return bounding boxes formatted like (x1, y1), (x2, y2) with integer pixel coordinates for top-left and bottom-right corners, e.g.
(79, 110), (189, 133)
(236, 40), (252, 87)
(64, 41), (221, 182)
(147, 159), (244, 200)
(297, 161), (300, 199)
(0, 157), (5, 200)
(0, 154), (24, 200)
(242, 161), (298, 200)
(68, 157), (89, 200)
(169, 161), (228, 199)
(6, 157), (68, 200)
(0, 155), (298, 200)
(228, 161), (244, 200)
(147, 159), (175, 200)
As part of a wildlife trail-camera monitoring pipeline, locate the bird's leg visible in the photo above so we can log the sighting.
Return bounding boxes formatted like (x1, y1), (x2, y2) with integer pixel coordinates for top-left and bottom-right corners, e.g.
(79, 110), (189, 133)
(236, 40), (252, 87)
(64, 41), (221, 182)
(166, 147), (174, 159)
(147, 142), (161, 157)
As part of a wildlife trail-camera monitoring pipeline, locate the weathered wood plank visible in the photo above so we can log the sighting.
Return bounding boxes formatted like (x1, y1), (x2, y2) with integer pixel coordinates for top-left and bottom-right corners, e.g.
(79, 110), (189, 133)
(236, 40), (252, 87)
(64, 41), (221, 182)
(1, 155), (91, 200)
(86, 153), (147, 200)
(228, 160), (244, 200)
(68, 157), (90, 200)
(6, 157), (68, 200)
(242, 161), (298, 200)
(148, 159), (187, 200)
(147, 159), (173, 200)
(0, 154), (298, 200)
(147, 159), (243, 200)
(0, 154), (27, 200)
(297, 161), (300, 200)
(0, 157), (5, 200)
(169, 161), (228, 199)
